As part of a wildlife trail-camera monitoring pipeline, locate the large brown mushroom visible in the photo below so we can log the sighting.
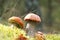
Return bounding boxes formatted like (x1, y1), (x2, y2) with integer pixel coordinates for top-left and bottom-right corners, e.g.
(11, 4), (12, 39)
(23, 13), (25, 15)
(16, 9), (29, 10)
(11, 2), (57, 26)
(8, 16), (24, 29)
(24, 13), (41, 37)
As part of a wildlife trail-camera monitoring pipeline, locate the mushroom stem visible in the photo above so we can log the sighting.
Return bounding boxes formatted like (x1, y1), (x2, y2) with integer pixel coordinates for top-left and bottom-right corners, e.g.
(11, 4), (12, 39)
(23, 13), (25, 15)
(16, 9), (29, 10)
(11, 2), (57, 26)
(26, 23), (35, 37)
(10, 24), (14, 28)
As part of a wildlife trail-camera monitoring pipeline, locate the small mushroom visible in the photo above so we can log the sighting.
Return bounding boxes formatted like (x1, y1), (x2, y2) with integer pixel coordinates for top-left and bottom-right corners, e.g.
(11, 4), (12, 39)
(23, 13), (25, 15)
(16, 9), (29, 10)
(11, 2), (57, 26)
(24, 13), (41, 37)
(8, 16), (24, 29)
(35, 31), (45, 40)
(15, 34), (27, 40)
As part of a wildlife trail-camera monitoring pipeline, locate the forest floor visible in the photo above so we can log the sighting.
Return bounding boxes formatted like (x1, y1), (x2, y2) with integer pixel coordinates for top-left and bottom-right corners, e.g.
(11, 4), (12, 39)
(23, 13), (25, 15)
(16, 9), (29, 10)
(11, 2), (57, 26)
(0, 24), (60, 40)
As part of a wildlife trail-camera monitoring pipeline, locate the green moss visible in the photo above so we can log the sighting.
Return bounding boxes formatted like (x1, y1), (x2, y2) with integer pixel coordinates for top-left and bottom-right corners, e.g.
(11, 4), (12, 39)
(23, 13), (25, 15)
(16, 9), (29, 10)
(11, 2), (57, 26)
(0, 24), (60, 40)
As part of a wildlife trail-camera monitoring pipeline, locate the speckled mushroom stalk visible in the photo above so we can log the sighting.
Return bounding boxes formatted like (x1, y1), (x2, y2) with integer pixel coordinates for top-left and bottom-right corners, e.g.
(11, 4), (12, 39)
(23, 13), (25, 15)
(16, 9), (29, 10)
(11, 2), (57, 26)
(25, 21), (36, 37)
(24, 13), (41, 37)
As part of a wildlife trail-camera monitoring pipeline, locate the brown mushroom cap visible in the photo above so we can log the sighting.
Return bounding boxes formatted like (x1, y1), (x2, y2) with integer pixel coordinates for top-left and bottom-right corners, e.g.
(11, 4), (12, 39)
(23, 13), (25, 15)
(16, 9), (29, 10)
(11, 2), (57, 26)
(8, 16), (24, 28)
(24, 13), (41, 22)
(37, 31), (43, 35)
(35, 31), (45, 40)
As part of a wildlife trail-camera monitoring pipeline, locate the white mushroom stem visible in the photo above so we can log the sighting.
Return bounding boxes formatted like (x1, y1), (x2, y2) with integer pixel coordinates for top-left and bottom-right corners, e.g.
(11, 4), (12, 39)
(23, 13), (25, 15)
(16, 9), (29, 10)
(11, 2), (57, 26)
(26, 23), (35, 37)
(10, 24), (14, 28)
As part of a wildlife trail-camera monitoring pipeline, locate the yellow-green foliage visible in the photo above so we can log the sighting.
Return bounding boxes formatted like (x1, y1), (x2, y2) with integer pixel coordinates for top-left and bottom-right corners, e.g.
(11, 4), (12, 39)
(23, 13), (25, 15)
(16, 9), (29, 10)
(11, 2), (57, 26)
(0, 24), (60, 40)
(45, 34), (60, 40)
(0, 24), (26, 40)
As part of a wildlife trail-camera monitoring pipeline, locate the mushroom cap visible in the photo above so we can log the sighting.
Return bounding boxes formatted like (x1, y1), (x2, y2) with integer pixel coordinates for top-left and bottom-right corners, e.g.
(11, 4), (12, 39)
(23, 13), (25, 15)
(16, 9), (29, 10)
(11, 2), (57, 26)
(24, 13), (41, 22)
(15, 34), (27, 40)
(8, 16), (24, 28)
(36, 31), (43, 35)
(35, 31), (45, 40)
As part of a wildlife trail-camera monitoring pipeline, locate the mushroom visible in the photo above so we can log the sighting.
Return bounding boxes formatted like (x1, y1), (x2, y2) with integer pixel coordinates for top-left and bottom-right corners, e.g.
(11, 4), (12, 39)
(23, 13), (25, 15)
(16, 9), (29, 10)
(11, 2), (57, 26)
(24, 13), (41, 37)
(35, 31), (45, 40)
(8, 16), (24, 29)
(15, 34), (27, 40)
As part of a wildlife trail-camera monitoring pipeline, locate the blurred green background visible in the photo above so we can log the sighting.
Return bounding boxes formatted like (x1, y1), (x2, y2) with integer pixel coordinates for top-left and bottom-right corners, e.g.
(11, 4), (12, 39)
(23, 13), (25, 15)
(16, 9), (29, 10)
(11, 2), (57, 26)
(0, 0), (60, 33)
